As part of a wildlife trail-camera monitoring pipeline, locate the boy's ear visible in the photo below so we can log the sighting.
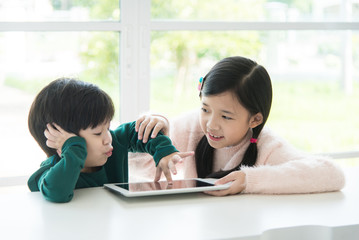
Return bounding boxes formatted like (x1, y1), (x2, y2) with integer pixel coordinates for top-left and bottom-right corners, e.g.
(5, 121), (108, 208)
(249, 112), (263, 128)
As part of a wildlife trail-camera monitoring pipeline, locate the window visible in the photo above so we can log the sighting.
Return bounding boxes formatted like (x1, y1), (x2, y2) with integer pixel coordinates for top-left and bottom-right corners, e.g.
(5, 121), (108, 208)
(148, 0), (359, 159)
(0, 0), (358, 186)
(150, 30), (359, 154)
(0, 0), (120, 185)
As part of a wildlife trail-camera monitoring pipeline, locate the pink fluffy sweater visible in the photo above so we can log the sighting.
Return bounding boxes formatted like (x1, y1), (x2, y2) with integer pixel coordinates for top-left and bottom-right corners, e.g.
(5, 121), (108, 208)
(129, 110), (345, 194)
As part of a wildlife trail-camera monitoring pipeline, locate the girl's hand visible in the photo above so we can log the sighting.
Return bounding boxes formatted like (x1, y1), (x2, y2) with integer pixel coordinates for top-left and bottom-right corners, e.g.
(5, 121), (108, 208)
(44, 123), (76, 156)
(135, 114), (169, 143)
(205, 171), (246, 196)
(155, 151), (194, 183)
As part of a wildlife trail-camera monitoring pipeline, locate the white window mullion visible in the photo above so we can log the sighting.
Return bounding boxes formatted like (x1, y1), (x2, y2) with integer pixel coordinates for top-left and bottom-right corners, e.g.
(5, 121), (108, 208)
(119, 0), (151, 123)
(0, 22), (122, 31)
(150, 21), (359, 31)
(341, 0), (353, 95)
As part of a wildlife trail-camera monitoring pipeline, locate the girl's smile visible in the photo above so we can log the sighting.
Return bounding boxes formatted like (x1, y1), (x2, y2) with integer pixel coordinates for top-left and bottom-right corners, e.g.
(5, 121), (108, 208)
(207, 132), (224, 142)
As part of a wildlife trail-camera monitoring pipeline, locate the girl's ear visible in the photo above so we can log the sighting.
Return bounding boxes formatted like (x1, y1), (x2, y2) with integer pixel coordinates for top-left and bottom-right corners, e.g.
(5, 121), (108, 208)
(249, 113), (263, 128)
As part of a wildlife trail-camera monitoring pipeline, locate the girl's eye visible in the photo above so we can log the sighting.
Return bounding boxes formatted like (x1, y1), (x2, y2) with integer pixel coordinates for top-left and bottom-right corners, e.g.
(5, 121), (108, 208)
(201, 107), (208, 113)
(222, 116), (233, 120)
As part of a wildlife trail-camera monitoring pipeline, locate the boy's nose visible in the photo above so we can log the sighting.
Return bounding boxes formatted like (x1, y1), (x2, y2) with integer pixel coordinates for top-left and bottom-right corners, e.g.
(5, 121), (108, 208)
(103, 132), (112, 145)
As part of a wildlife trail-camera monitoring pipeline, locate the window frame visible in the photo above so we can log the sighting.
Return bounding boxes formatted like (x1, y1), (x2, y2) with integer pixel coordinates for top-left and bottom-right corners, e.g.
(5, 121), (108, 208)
(0, 0), (358, 186)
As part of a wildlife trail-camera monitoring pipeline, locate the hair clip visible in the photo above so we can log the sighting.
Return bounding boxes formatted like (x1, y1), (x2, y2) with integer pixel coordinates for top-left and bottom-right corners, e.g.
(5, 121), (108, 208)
(198, 77), (203, 91)
(250, 138), (258, 143)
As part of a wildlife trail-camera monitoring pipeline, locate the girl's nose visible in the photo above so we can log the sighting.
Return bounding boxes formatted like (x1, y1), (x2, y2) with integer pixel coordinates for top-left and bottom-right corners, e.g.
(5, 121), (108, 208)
(207, 116), (219, 130)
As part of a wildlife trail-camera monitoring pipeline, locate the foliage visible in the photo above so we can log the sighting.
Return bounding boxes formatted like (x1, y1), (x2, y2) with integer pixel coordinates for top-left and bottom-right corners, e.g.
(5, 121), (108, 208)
(73, 0), (119, 19)
(150, 0), (266, 99)
(78, 32), (119, 89)
(151, 0), (266, 20)
(267, 0), (312, 13)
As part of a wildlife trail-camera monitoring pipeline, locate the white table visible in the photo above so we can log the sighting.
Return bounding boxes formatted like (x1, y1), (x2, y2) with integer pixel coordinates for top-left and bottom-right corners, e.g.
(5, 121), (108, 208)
(1, 167), (359, 240)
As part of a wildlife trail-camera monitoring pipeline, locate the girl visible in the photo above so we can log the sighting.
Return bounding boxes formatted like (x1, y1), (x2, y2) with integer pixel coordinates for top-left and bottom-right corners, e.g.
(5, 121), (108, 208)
(132, 56), (345, 196)
(28, 78), (192, 202)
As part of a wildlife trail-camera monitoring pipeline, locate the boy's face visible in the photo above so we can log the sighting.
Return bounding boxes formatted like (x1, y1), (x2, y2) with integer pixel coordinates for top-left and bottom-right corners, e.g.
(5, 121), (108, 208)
(79, 120), (113, 172)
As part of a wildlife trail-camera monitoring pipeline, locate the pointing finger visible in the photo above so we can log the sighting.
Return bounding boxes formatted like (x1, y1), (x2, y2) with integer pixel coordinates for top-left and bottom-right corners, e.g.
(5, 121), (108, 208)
(168, 159), (177, 175)
(154, 167), (162, 182)
(162, 167), (173, 184)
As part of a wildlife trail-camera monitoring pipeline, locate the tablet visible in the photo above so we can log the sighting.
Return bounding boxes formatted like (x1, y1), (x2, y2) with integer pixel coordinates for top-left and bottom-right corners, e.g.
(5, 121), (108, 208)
(104, 178), (230, 197)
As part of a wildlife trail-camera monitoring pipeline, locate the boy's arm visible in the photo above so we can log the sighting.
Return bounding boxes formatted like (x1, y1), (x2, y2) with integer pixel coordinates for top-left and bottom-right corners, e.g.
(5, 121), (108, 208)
(115, 122), (177, 164)
(28, 137), (87, 203)
(114, 121), (193, 182)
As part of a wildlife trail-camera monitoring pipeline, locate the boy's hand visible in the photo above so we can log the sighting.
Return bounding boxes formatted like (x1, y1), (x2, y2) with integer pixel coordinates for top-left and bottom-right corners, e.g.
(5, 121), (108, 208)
(205, 171), (246, 196)
(135, 114), (169, 143)
(155, 151), (194, 183)
(44, 123), (76, 156)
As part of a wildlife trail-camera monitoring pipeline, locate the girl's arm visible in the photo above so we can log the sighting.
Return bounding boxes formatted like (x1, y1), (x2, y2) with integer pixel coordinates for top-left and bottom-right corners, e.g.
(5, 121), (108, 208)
(241, 154), (345, 194)
(207, 156), (345, 196)
(208, 130), (345, 196)
(243, 131), (345, 194)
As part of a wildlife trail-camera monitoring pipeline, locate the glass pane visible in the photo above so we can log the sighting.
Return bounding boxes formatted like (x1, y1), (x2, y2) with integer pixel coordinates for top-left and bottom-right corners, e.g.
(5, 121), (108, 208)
(0, 32), (119, 177)
(0, 0), (120, 21)
(150, 30), (359, 154)
(151, 0), (359, 22)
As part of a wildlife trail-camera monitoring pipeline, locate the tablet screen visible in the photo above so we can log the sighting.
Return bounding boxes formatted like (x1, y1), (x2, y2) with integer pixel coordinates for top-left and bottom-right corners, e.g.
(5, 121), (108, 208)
(116, 179), (213, 192)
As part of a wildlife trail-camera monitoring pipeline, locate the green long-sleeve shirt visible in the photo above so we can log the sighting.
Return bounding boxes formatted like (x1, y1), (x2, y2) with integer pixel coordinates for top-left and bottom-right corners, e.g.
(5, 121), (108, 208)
(27, 121), (178, 203)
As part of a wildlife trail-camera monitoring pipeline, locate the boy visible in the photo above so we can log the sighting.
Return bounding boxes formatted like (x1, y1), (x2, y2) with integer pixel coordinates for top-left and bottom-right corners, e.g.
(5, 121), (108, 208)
(28, 78), (192, 202)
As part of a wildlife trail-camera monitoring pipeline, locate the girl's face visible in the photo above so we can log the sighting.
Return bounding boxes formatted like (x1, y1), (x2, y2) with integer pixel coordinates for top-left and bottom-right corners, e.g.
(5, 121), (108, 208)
(79, 120), (113, 172)
(200, 91), (262, 149)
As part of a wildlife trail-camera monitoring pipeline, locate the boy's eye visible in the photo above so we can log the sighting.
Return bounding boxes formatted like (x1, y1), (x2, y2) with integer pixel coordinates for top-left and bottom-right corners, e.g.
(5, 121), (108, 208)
(94, 132), (102, 136)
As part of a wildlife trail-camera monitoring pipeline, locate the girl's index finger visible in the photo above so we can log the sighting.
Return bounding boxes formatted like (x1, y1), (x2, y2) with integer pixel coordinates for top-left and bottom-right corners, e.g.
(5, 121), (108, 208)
(214, 171), (238, 185)
(137, 117), (150, 140)
(135, 116), (145, 132)
(142, 120), (156, 143)
(151, 124), (163, 138)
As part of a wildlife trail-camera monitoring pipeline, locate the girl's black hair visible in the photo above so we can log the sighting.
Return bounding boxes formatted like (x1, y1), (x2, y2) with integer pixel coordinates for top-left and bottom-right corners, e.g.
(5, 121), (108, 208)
(28, 78), (115, 157)
(195, 56), (272, 178)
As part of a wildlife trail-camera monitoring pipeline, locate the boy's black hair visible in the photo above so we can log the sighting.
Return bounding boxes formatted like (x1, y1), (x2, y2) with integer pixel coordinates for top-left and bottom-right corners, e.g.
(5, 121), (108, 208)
(28, 78), (115, 157)
(195, 56), (273, 178)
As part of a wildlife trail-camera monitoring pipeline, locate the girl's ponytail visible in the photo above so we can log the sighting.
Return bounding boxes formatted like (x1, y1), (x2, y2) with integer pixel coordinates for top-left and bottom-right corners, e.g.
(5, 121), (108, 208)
(195, 136), (214, 178)
(240, 126), (262, 167)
